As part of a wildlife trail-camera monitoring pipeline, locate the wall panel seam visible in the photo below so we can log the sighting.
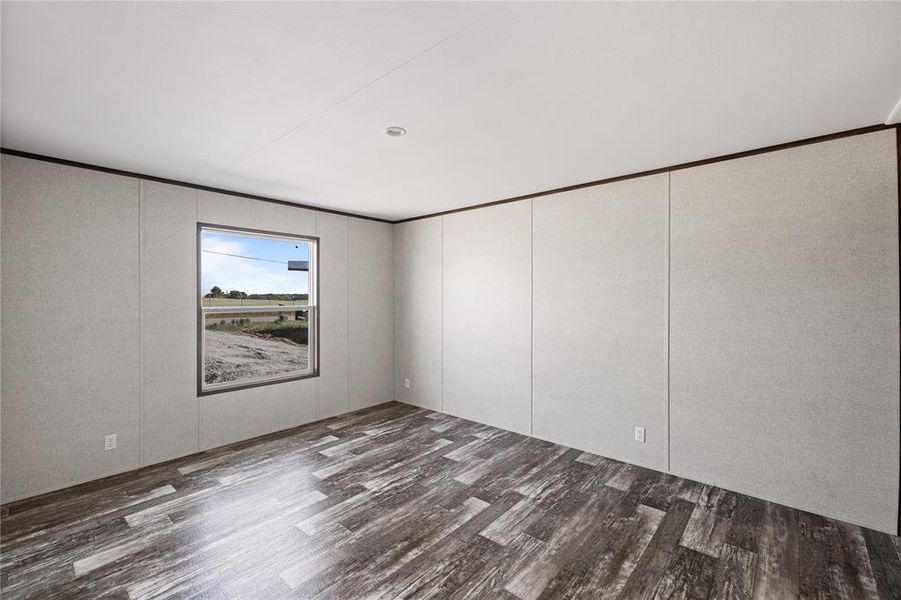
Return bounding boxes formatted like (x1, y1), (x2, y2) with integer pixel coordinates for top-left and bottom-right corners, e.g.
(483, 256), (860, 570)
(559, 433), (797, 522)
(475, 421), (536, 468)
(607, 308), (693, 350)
(315, 211), (320, 418)
(441, 218), (444, 411)
(346, 217), (351, 413)
(896, 126), (900, 537)
(196, 190), (202, 451)
(529, 200), (534, 435)
(392, 226), (396, 404)
(387, 224), (394, 405)
(138, 180), (144, 465)
(665, 172), (671, 473)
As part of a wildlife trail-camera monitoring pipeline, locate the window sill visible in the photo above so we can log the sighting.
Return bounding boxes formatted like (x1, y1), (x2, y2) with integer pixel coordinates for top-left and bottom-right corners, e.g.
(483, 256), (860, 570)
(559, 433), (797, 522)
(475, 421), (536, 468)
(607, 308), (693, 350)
(197, 370), (320, 397)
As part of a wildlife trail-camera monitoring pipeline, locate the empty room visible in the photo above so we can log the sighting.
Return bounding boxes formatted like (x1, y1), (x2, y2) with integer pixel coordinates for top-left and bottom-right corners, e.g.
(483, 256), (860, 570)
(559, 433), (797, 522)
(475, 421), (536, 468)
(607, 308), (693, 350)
(1, 1), (900, 598)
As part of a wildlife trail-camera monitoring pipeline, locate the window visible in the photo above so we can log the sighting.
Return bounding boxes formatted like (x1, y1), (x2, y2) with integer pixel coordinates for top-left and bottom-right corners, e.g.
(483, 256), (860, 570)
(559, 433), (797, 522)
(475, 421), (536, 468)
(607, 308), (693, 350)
(198, 224), (318, 395)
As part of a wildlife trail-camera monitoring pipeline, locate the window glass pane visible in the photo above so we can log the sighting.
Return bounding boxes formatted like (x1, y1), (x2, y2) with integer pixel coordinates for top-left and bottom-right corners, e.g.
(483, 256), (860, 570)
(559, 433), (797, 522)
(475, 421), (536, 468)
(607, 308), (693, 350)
(200, 229), (311, 308)
(200, 227), (316, 391)
(204, 309), (311, 386)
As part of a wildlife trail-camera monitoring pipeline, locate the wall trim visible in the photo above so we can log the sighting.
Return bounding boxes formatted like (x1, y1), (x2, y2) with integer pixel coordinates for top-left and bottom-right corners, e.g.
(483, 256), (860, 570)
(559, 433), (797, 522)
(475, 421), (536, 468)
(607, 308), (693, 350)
(0, 147), (393, 224)
(395, 123), (900, 223)
(0, 401), (402, 511)
(896, 126), (901, 537)
(4, 124), (898, 226)
(195, 222), (321, 397)
(3, 125), (899, 531)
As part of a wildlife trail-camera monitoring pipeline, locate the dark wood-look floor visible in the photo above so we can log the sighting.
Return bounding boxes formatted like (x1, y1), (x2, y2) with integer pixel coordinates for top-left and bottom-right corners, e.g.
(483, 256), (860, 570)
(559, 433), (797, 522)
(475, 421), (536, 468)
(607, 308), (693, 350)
(2, 402), (900, 600)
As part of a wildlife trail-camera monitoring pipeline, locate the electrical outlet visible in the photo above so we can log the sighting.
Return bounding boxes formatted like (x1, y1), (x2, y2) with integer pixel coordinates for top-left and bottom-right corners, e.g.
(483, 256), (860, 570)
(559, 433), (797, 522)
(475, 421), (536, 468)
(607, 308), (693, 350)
(634, 427), (646, 443)
(404, 378), (411, 390)
(104, 434), (117, 451)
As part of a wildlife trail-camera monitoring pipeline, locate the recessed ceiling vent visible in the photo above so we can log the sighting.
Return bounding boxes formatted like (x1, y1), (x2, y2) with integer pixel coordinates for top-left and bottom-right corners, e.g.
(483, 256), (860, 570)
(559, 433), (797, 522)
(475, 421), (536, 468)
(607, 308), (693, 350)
(385, 126), (407, 137)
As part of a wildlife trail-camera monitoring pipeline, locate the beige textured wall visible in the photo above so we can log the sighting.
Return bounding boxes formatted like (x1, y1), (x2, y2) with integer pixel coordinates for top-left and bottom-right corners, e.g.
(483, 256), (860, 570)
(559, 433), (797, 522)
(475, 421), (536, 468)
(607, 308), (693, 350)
(349, 218), (395, 410)
(0, 156), (395, 503)
(393, 129), (900, 533)
(316, 212), (350, 419)
(442, 202), (533, 434)
(2, 128), (897, 533)
(140, 181), (199, 464)
(195, 190), (320, 449)
(1, 157), (141, 501)
(394, 218), (442, 410)
(669, 130), (899, 533)
(533, 174), (669, 471)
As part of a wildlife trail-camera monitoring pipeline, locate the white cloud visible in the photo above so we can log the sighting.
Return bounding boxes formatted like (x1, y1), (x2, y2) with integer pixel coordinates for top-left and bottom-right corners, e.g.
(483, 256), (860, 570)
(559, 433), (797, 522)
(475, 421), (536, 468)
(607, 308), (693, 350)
(201, 234), (309, 295)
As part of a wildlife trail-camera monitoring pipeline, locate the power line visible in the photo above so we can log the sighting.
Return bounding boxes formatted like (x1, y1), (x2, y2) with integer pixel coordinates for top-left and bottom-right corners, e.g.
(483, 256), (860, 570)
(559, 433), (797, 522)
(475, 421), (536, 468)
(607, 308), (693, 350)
(202, 249), (287, 264)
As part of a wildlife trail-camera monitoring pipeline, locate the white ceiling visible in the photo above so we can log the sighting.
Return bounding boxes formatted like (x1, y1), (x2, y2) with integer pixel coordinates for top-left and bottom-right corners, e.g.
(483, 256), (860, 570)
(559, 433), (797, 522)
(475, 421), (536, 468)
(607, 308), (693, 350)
(2, 2), (899, 221)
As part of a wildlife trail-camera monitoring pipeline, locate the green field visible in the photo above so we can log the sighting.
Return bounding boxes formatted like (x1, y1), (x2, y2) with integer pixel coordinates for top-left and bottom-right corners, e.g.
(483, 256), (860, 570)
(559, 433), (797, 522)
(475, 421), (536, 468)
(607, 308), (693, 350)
(206, 316), (308, 345)
(201, 298), (309, 308)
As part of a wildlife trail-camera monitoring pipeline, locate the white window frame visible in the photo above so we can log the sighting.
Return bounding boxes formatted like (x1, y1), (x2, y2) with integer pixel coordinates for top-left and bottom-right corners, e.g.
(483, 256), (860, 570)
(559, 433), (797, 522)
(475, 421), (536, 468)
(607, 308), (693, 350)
(197, 223), (319, 396)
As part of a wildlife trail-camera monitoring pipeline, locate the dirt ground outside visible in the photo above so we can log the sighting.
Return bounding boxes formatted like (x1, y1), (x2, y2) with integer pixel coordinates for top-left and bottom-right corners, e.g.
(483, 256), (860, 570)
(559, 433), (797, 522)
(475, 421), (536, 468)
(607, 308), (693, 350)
(204, 329), (309, 385)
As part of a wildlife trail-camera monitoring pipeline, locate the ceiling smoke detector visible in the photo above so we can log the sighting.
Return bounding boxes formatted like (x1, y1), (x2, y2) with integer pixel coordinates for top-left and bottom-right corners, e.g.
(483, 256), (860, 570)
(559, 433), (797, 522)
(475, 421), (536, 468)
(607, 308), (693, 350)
(385, 126), (407, 137)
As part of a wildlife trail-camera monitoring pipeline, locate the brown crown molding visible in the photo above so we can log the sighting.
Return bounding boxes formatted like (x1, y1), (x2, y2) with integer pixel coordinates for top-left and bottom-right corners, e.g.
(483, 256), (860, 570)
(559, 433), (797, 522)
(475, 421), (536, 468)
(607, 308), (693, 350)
(395, 123), (900, 223)
(0, 147), (393, 224)
(3, 123), (898, 225)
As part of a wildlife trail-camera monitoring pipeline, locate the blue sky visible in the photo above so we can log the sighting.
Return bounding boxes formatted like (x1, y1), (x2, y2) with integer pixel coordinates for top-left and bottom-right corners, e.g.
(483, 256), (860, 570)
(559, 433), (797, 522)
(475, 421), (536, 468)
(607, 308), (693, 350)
(201, 230), (310, 295)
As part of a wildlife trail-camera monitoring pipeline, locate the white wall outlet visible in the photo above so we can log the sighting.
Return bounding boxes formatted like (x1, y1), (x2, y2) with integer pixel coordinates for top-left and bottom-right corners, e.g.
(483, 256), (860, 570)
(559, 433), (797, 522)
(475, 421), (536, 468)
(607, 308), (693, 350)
(403, 377), (411, 390)
(634, 427), (646, 443)
(104, 434), (117, 451)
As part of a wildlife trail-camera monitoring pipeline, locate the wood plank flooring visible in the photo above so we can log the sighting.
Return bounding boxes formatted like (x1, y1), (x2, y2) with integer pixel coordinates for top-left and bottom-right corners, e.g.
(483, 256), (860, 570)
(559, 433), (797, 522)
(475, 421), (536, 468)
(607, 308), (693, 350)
(2, 401), (899, 599)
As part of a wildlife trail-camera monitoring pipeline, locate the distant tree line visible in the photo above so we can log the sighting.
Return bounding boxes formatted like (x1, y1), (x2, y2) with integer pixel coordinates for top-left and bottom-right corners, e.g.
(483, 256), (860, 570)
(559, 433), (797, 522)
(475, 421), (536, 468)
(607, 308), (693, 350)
(204, 286), (308, 301)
